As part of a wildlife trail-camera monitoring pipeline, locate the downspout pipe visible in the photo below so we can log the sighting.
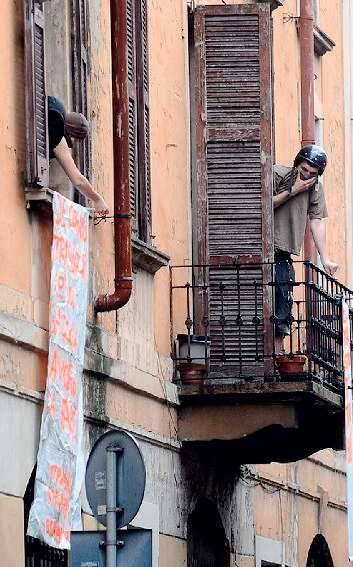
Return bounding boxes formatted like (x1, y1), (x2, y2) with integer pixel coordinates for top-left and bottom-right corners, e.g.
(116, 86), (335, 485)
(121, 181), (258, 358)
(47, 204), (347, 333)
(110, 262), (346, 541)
(95, 0), (133, 312)
(300, 0), (317, 262)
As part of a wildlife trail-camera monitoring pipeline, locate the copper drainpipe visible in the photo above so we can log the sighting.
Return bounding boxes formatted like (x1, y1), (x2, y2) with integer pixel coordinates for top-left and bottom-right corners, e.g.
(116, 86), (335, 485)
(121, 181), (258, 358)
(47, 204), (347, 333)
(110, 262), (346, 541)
(300, 0), (317, 263)
(95, 0), (133, 312)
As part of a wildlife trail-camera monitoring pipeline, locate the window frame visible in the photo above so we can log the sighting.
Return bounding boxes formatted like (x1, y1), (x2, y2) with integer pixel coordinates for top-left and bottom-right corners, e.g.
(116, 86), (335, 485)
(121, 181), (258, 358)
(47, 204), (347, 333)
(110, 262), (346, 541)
(24, 0), (90, 206)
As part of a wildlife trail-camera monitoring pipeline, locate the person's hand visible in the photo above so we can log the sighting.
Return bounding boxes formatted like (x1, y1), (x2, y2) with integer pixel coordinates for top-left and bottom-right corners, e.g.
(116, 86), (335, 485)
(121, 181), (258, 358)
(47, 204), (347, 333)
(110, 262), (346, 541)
(321, 259), (339, 277)
(291, 172), (317, 196)
(92, 196), (109, 216)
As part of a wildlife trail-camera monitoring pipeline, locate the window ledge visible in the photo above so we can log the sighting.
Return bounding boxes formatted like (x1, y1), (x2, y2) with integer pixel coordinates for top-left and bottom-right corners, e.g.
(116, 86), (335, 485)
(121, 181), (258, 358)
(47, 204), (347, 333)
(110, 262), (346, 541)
(25, 187), (93, 219)
(132, 237), (170, 274)
(25, 187), (54, 216)
(25, 190), (170, 273)
(314, 25), (335, 57)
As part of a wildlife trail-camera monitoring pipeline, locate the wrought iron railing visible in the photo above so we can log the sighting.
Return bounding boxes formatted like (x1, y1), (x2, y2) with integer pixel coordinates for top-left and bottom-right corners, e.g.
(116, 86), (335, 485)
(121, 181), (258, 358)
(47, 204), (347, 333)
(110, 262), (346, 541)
(25, 535), (68, 566)
(170, 261), (353, 392)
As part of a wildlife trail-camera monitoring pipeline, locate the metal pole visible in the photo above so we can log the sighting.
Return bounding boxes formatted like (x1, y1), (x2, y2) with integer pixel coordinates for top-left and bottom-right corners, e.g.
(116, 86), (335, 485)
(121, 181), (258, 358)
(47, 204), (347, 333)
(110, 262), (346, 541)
(106, 446), (117, 567)
(106, 446), (122, 567)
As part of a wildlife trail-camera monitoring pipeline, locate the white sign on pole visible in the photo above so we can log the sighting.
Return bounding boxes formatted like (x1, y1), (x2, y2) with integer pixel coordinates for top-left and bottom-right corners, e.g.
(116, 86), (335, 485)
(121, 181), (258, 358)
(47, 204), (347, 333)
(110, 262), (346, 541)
(27, 193), (89, 549)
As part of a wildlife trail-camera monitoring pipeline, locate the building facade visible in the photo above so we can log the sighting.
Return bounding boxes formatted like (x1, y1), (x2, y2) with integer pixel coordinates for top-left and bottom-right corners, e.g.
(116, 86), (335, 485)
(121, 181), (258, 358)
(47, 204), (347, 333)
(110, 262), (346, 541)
(0, 0), (352, 565)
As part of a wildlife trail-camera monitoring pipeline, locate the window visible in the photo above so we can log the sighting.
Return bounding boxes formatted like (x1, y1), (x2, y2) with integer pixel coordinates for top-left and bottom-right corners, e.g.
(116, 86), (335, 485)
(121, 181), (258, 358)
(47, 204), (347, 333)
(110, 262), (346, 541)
(24, 0), (49, 189)
(24, 0), (89, 202)
(125, 0), (152, 243)
(24, 0), (152, 237)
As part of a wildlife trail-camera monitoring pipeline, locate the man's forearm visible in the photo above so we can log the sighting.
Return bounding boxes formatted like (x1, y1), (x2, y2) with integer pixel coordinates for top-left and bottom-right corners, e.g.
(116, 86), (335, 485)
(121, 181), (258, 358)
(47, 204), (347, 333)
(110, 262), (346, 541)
(273, 190), (291, 209)
(310, 218), (327, 261)
(75, 175), (101, 201)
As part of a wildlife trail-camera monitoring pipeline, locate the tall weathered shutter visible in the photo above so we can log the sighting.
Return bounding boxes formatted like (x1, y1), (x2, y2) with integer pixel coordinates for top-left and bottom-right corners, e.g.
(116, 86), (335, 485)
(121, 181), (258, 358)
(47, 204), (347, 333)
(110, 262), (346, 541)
(134, 0), (151, 242)
(71, 0), (90, 197)
(110, 0), (131, 229)
(192, 4), (274, 379)
(122, 0), (151, 241)
(127, 0), (139, 234)
(24, 0), (49, 188)
(135, 0), (152, 242)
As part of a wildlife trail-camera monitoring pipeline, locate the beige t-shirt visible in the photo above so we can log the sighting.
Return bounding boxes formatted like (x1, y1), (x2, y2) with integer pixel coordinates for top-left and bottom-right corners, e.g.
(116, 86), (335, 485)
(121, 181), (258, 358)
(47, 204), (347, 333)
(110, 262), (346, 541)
(273, 165), (328, 256)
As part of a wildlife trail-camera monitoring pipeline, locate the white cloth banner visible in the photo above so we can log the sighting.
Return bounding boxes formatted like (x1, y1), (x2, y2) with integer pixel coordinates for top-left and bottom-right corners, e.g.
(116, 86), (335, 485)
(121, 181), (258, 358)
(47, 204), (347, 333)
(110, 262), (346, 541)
(342, 298), (353, 562)
(27, 193), (89, 549)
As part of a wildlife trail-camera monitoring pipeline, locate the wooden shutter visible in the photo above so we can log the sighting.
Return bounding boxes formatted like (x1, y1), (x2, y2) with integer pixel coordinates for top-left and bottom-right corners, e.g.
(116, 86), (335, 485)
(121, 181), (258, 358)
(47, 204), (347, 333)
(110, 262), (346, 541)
(135, 0), (152, 242)
(192, 4), (274, 379)
(127, 0), (139, 234)
(71, 0), (90, 196)
(123, 0), (151, 241)
(24, 0), (49, 188)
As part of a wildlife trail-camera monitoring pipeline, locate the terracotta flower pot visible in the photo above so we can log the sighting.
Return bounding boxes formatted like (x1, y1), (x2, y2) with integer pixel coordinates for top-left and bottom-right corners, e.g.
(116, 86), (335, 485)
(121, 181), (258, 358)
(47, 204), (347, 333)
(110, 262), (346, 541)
(178, 362), (206, 384)
(277, 355), (306, 376)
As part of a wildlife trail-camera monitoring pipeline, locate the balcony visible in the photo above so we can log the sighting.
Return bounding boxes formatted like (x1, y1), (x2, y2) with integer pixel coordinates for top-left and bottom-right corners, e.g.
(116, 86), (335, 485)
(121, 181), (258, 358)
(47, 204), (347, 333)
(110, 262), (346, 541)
(171, 261), (352, 463)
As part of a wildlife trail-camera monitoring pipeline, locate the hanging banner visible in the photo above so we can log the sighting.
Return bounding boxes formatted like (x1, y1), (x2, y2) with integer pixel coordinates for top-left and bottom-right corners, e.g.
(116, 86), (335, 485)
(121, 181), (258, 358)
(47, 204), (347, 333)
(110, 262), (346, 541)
(343, 298), (353, 562)
(27, 193), (89, 549)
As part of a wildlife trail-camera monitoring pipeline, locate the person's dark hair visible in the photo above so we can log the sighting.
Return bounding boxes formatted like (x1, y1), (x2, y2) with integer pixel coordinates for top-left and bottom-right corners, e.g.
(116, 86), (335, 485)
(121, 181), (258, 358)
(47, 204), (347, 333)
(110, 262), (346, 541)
(293, 144), (327, 176)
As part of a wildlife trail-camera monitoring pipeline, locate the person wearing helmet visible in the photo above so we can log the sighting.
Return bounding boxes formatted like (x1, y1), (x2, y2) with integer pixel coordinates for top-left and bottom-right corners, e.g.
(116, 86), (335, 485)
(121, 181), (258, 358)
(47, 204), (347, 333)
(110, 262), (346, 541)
(48, 96), (109, 214)
(273, 145), (338, 347)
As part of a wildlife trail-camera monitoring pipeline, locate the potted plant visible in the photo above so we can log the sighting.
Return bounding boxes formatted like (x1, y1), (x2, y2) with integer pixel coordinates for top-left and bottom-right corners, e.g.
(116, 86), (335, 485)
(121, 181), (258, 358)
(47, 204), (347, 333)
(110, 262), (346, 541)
(277, 354), (307, 376)
(176, 334), (209, 384)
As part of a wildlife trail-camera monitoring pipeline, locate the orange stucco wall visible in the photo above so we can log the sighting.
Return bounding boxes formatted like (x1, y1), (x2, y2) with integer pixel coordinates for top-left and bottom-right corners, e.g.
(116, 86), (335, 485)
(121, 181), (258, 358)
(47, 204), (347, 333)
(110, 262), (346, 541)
(0, 1), (32, 298)
(0, 1), (351, 565)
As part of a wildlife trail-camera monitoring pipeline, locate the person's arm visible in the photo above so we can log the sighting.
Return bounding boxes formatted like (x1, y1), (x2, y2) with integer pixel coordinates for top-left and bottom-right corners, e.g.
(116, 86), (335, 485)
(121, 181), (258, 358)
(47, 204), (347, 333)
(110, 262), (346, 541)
(273, 189), (291, 209)
(310, 218), (338, 276)
(53, 137), (109, 214)
(273, 173), (317, 209)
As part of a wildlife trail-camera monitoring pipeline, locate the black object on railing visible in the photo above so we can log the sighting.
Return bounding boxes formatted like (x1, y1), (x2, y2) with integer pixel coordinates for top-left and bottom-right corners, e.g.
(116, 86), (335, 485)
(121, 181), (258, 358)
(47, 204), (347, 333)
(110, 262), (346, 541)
(171, 261), (353, 392)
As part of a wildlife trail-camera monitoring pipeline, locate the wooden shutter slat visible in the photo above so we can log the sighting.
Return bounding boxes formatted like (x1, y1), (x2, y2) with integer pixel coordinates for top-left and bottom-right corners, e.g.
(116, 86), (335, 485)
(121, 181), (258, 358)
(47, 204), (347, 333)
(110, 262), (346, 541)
(33, 2), (47, 172)
(142, 0), (149, 92)
(127, 0), (135, 82)
(128, 97), (138, 227)
(142, 0), (151, 235)
(127, 0), (138, 232)
(79, 0), (89, 181)
(135, 0), (151, 242)
(144, 104), (152, 232)
(193, 4), (274, 379)
(71, 0), (90, 192)
(24, 0), (49, 188)
(208, 140), (262, 257)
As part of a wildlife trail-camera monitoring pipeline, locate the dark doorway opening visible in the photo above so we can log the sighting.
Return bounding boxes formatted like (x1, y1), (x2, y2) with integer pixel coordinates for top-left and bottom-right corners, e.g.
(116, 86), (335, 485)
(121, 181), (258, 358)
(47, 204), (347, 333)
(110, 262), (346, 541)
(187, 499), (230, 567)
